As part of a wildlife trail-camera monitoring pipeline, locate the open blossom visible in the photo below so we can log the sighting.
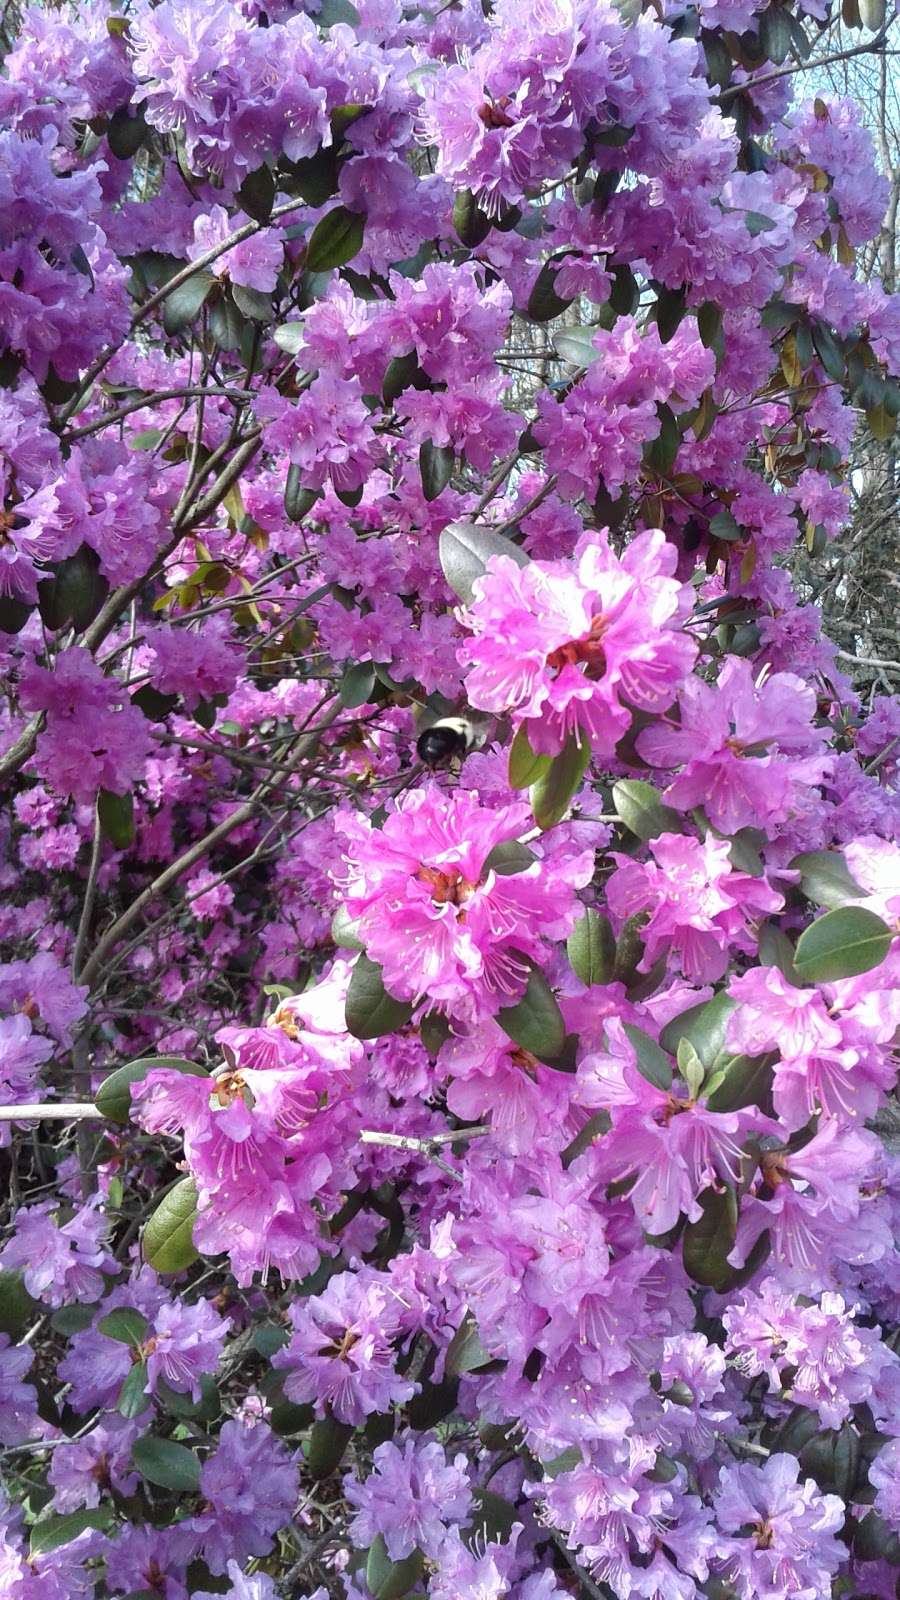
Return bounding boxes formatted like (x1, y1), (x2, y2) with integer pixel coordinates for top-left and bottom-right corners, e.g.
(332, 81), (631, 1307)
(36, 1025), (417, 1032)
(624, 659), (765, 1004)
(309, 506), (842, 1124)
(194, 1420), (299, 1575)
(338, 785), (592, 1021)
(48, 1417), (140, 1511)
(606, 833), (783, 983)
(636, 657), (831, 835)
(460, 528), (696, 758)
(143, 1298), (229, 1401)
(714, 1454), (845, 1599)
(189, 206), (283, 293)
(272, 1269), (416, 1425)
(19, 647), (150, 805)
(344, 1434), (472, 1560)
(0, 1198), (116, 1308)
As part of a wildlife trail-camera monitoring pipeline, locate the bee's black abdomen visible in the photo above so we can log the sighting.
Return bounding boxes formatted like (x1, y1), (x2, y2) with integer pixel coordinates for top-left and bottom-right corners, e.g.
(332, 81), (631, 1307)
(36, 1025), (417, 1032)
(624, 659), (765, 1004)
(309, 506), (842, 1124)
(416, 723), (470, 768)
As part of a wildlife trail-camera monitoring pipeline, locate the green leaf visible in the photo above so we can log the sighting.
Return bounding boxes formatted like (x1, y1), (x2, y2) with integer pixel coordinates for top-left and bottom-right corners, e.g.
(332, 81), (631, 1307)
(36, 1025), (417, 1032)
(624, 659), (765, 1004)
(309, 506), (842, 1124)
(622, 1024), (672, 1091)
(51, 1303), (95, 1336)
(438, 520), (529, 605)
(453, 189), (492, 248)
(306, 1415), (354, 1478)
(339, 661), (376, 709)
(131, 1435), (202, 1494)
(162, 269), (215, 336)
(659, 991), (737, 1069)
(37, 544), (109, 633)
(527, 257), (574, 323)
(508, 724), (551, 790)
(131, 684), (179, 721)
(644, 402), (679, 476)
(758, 921), (800, 983)
(30, 1507), (112, 1557)
(567, 909), (616, 987)
(208, 292), (246, 351)
(530, 733), (591, 830)
(331, 904), (364, 951)
(231, 283), (274, 322)
(654, 283), (687, 343)
(793, 906), (892, 984)
(708, 510), (742, 543)
(811, 321), (845, 383)
(791, 850), (865, 910)
(446, 1311), (492, 1376)
(704, 1050), (777, 1114)
(143, 1178), (200, 1274)
(236, 164), (276, 224)
(419, 1010), (452, 1058)
(554, 324), (602, 367)
(305, 206), (365, 271)
(98, 1308), (150, 1346)
(744, 210), (777, 237)
(285, 466), (319, 524)
(97, 788), (134, 849)
(681, 1186), (738, 1290)
(612, 779), (681, 842)
(107, 102), (149, 160)
(465, 1488), (517, 1549)
(496, 964), (566, 1065)
(95, 1056), (208, 1126)
(483, 841), (537, 876)
(0, 595), (32, 634)
(117, 1360), (150, 1418)
(0, 1270), (37, 1337)
(273, 323), (305, 355)
(345, 953), (414, 1039)
(697, 301), (723, 348)
(419, 439), (454, 501)
(366, 1536), (424, 1600)
(612, 912), (649, 988)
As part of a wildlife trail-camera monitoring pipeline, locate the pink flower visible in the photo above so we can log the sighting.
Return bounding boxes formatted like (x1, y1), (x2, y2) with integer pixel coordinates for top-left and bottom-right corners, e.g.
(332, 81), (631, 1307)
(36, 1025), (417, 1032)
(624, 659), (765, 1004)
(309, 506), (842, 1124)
(726, 965), (842, 1058)
(460, 528), (696, 758)
(606, 833), (783, 983)
(273, 1269), (416, 1425)
(637, 657), (831, 835)
(338, 784), (592, 1022)
(189, 205), (283, 293)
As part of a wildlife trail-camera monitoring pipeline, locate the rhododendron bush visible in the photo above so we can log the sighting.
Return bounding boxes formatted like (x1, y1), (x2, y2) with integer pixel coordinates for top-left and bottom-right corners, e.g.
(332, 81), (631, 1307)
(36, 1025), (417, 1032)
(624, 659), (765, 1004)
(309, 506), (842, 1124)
(4, 0), (900, 1594)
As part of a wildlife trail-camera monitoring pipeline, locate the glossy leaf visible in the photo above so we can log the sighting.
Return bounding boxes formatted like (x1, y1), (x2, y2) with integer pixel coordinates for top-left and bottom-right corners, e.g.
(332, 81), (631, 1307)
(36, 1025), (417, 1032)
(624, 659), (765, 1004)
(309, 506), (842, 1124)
(95, 1056), (208, 1126)
(612, 778), (681, 841)
(132, 1435), (202, 1493)
(98, 1307), (150, 1346)
(345, 953), (414, 1039)
(508, 724), (551, 790)
(530, 733), (591, 830)
(496, 964), (566, 1064)
(622, 1023), (672, 1091)
(366, 1535), (424, 1600)
(161, 269), (215, 336)
(419, 439), (454, 501)
(438, 520), (529, 605)
(791, 849), (865, 909)
(305, 206), (365, 271)
(567, 908), (616, 987)
(30, 1508), (113, 1557)
(142, 1178), (200, 1274)
(793, 906), (892, 984)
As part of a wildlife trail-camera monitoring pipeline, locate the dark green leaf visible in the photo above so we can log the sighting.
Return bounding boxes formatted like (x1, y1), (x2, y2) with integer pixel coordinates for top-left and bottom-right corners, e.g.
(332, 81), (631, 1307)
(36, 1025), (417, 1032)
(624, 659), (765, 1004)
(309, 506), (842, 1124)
(530, 733), (591, 830)
(708, 510), (741, 543)
(30, 1507), (112, 1557)
(131, 684), (179, 721)
(567, 908), (616, 987)
(231, 283), (274, 322)
(465, 1489), (517, 1549)
(208, 292), (246, 351)
(704, 1050), (776, 1114)
(51, 1303), (94, 1336)
(612, 778), (681, 841)
(97, 788), (134, 850)
(438, 520), (529, 605)
(0, 1270), (37, 1337)
(483, 841), (537, 876)
(406, 1373), (459, 1429)
(162, 270), (215, 336)
(143, 1178), (200, 1274)
(131, 1435), (201, 1493)
(107, 102), (149, 160)
(419, 439), (454, 501)
(508, 724), (551, 790)
(95, 1056), (208, 1126)
(37, 544), (109, 632)
(383, 350), (429, 404)
(306, 1415), (354, 1477)
(0, 595), (32, 634)
(339, 662), (376, 709)
(419, 1011), (452, 1057)
(659, 991), (737, 1068)
(612, 912), (648, 987)
(644, 403), (679, 475)
(793, 906), (892, 984)
(446, 1311), (492, 1376)
(117, 1360), (150, 1418)
(654, 284), (687, 343)
(236, 165), (276, 223)
(697, 301), (723, 348)
(98, 1308), (150, 1346)
(305, 206), (365, 272)
(811, 321), (845, 383)
(285, 466), (319, 524)
(453, 190), (492, 248)
(496, 964), (566, 1065)
(744, 210), (777, 237)
(527, 257), (574, 323)
(345, 953), (414, 1040)
(791, 850), (865, 909)
(622, 1024), (672, 1091)
(366, 1535), (424, 1600)
(682, 1186), (738, 1290)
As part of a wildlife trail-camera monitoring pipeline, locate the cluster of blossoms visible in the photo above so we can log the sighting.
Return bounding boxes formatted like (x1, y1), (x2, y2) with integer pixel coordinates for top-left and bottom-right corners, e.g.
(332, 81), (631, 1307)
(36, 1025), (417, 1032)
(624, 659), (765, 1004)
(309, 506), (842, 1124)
(1, 0), (900, 1595)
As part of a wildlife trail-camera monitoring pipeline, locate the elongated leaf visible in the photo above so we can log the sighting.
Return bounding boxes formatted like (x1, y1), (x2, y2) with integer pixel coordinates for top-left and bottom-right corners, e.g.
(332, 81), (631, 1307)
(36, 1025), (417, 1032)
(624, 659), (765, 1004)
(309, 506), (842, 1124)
(117, 1360), (150, 1418)
(366, 1536), (424, 1600)
(95, 1056), (208, 1126)
(465, 1488), (517, 1550)
(659, 991), (737, 1068)
(285, 465), (319, 524)
(345, 953), (413, 1039)
(305, 206), (365, 271)
(30, 1507), (112, 1557)
(791, 850), (865, 909)
(331, 904), (364, 951)
(496, 964), (566, 1064)
(98, 1307), (150, 1346)
(553, 324), (602, 367)
(704, 1050), (776, 1114)
(162, 269), (215, 336)
(273, 323), (305, 355)
(567, 908), (616, 987)
(97, 788), (134, 849)
(508, 724), (551, 790)
(419, 439), (454, 501)
(527, 257), (574, 323)
(682, 1185), (738, 1290)
(483, 841), (537, 876)
(306, 1415), (354, 1478)
(622, 1023), (672, 1091)
(143, 1178), (200, 1273)
(132, 1435), (201, 1493)
(438, 521), (529, 605)
(339, 661), (376, 709)
(613, 779), (681, 841)
(231, 283), (274, 322)
(446, 1311), (492, 1376)
(530, 733), (590, 830)
(453, 189), (492, 248)
(793, 906), (892, 984)
(38, 544), (109, 633)
(236, 164), (276, 223)
(0, 1269), (37, 1337)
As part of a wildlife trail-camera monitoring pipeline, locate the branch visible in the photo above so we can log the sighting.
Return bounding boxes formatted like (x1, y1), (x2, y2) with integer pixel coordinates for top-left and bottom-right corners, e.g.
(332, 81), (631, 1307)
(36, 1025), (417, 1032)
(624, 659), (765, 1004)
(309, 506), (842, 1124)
(0, 1103), (103, 1122)
(718, 26), (890, 102)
